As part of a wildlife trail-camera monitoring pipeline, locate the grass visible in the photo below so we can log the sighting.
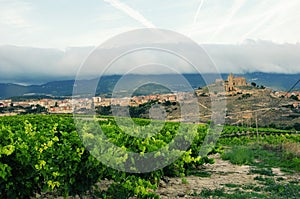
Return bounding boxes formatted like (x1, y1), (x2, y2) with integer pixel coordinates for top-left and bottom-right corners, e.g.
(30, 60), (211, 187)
(223, 183), (239, 188)
(186, 170), (212, 178)
(191, 132), (300, 198)
(258, 143), (300, 172)
(221, 145), (254, 165)
(220, 143), (300, 173)
(193, 178), (300, 199)
(254, 176), (300, 198)
(196, 188), (266, 199)
(214, 141), (300, 198)
(181, 177), (188, 184)
(249, 168), (274, 176)
(282, 142), (300, 157)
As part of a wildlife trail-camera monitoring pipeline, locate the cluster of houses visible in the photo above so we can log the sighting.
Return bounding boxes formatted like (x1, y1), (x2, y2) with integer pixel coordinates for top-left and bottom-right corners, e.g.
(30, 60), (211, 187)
(271, 91), (300, 109)
(0, 99), (12, 107)
(272, 91), (300, 100)
(0, 98), (82, 114)
(0, 93), (181, 115)
(92, 93), (178, 107)
(1, 74), (299, 115)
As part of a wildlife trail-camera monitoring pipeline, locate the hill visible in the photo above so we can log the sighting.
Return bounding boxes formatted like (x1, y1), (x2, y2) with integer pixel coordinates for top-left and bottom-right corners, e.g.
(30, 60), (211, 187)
(0, 73), (299, 99)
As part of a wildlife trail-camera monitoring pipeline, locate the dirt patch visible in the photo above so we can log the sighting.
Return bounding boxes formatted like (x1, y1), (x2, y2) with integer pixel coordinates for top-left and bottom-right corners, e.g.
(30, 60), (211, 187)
(155, 153), (300, 198)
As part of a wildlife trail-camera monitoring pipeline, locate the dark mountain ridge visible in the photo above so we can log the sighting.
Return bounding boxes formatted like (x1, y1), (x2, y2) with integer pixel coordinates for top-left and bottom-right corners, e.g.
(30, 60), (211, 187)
(0, 73), (299, 99)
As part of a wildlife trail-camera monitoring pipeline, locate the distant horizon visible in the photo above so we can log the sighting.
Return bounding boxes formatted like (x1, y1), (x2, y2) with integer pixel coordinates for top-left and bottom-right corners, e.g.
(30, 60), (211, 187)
(1, 72), (300, 86)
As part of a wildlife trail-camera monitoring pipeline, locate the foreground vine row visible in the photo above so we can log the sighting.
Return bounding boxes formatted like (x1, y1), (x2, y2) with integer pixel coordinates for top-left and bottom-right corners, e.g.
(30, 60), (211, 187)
(0, 115), (212, 198)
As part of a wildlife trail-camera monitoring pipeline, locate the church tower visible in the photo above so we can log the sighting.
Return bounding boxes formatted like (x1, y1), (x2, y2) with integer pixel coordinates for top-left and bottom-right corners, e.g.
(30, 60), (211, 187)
(227, 73), (234, 91)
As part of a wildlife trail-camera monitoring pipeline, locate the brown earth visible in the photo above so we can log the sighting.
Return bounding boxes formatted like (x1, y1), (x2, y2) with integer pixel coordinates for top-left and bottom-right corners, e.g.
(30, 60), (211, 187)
(155, 153), (300, 198)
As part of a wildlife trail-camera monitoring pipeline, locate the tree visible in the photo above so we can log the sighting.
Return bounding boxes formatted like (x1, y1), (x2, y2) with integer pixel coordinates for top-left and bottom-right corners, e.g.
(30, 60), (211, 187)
(163, 100), (171, 106)
(294, 123), (300, 131)
(251, 82), (256, 87)
(269, 123), (276, 128)
(290, 95), (299, 101)
(96, 106), (112, 115)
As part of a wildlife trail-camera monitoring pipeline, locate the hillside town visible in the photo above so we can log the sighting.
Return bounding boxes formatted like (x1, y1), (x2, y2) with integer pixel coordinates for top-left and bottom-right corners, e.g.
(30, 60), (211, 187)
(0, 93), (181, 115)
(0, 74), (299, 121)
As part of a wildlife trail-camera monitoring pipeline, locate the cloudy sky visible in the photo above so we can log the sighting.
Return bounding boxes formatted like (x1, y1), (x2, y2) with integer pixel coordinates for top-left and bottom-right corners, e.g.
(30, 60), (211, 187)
(1, 0), (300, 83)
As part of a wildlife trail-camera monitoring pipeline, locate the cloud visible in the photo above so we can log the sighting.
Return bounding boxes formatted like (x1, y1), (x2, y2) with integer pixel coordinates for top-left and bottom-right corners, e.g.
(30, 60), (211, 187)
(0, 45), (92, 83)
(0, 40), (299, 84)
(203, 40), (300, 74)
(103, 0), (155, 28)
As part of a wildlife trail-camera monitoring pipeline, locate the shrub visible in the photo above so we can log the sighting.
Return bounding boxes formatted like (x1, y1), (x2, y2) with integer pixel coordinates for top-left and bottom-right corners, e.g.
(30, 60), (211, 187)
(221, 146), (254, 165)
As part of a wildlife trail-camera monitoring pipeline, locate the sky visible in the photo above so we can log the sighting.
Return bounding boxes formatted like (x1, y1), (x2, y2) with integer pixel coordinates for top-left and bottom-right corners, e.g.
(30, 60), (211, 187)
(0, 0), (300, 83)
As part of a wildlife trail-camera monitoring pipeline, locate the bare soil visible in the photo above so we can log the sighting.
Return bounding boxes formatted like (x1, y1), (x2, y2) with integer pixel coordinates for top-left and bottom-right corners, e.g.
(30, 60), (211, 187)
(155, 153), (300, 198)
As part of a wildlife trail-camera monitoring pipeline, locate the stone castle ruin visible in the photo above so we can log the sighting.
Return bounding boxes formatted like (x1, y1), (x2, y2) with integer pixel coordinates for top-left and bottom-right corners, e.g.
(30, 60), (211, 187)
(215, 73), (247, 92)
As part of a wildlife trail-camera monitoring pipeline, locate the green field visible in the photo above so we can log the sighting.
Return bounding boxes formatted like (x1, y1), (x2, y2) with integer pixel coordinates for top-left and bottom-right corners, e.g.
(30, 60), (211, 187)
(0, 115), (299, 198)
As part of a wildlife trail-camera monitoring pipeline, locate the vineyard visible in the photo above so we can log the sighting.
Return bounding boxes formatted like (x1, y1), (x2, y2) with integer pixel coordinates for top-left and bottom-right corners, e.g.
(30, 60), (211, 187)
(1, 114), (300, 198)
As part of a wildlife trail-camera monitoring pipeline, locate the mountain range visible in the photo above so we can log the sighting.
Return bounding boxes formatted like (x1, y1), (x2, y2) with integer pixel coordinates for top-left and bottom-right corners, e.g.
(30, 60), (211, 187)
(0, 73), (299, 100)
